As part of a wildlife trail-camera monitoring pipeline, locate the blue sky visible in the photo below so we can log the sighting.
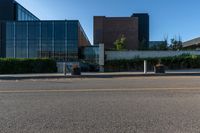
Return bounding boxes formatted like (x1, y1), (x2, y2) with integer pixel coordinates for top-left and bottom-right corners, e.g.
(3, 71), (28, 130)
(16, 0), (200, 43)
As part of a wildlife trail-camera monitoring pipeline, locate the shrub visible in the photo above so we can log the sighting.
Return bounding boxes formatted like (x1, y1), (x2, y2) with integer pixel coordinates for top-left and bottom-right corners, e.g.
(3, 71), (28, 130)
(0, 58), (57, 74)
(105, 54), (200, 72)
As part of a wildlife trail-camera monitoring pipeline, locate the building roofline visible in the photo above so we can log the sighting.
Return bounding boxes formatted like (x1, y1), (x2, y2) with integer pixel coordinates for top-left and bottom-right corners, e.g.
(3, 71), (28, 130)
(1, 20), (80, 23)
(183, 37), (200, 47)
(14, 1), (40, 20)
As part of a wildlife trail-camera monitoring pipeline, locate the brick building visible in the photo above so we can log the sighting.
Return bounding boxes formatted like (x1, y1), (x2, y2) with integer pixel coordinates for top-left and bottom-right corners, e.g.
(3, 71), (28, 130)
(94, 13), (149, 50)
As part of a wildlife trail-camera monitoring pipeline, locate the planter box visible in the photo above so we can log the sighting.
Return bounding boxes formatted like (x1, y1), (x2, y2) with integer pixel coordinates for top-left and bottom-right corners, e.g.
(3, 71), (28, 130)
(154, 64), (165, 73)
(71, 68), (81, 75)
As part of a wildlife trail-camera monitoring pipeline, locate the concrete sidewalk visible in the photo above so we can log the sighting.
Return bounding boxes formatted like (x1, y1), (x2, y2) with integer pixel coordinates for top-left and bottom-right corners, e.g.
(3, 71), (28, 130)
(0, 69), (200, 80)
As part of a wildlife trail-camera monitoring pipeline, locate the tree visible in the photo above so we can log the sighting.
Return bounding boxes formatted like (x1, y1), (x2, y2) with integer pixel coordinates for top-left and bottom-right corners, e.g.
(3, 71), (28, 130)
(169, 36), (183, 50)
(157, 38), (168, 50)
(149, 36), (183, 51)
(149, 37), (168, 50)
(157, 43), (168, 50)
(114, 35), (126, 51)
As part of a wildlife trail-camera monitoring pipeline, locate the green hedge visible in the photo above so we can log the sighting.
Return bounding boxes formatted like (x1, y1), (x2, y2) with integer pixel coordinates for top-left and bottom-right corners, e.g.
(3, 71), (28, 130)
(105, 54), (200, 72)
(0, 58), (57, 74)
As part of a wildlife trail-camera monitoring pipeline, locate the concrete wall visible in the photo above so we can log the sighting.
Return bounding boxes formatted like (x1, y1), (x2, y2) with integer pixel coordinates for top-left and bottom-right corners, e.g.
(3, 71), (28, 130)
(106, 51), (200, 60)
(99, 44), (104, 66)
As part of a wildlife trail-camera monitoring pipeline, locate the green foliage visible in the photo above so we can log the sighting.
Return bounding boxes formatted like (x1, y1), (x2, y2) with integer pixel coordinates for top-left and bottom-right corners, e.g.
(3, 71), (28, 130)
(149, 38), (168, 50)
(149, 36), (183, 51)
(105, 54), (200, 72)
(169, 37), (183, 50)
(149, 42), (168, 50)
(0, 58), (57, 74)
(114, 35), (126, 51)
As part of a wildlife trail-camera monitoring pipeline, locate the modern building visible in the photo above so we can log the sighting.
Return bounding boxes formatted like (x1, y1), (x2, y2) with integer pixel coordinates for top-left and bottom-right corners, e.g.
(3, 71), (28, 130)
(0, 20), (91, 61)
(0, 0), (39, 21)
(183, 37), (200, 50)
(0, 0), (94, 63)
(149, 41), (166, 48)
(94, 13), (149, 50)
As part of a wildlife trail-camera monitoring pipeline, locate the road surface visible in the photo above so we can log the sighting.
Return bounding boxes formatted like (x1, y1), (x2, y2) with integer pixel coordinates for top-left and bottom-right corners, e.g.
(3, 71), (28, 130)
(0, 76), (200, 133)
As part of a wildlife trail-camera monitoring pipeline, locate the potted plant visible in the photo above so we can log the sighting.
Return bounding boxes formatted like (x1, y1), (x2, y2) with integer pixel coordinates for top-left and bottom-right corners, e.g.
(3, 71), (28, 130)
(154, 60), (165, 73)
(71, 64), (81, 75)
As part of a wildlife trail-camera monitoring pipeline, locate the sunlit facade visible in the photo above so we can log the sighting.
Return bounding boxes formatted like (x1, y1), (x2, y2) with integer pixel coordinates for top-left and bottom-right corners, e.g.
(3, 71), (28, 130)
(4, 21), (81, 61)
(0, 0), (91, 62)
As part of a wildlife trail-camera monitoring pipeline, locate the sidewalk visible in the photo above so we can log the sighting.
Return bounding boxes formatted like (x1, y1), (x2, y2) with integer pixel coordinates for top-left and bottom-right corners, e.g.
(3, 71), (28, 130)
(0, 69), (200, 80)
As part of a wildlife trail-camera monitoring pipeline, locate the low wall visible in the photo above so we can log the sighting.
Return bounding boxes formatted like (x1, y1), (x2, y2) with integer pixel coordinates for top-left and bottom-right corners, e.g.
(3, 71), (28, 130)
(57, 62), (80, 73)
(105, 51), (200, 60)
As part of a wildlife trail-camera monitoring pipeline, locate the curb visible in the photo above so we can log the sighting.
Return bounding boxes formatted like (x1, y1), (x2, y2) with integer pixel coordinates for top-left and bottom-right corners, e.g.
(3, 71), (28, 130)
(0, 73), (200, 80)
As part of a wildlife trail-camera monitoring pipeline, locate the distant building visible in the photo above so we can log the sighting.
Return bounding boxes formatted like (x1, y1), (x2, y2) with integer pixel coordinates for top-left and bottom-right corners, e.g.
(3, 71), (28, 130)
(94, 13), (149, 50)
(149, 41), (166, 48)
(183, 37), (200, 49)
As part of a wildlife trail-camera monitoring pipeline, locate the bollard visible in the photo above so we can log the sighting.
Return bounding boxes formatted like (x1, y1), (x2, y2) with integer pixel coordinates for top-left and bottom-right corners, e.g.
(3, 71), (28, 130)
(144, 60), (147, 74)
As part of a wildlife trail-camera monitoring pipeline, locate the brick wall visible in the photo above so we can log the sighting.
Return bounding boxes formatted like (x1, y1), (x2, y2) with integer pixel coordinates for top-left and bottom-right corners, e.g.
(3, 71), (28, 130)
(94, 16), (139, 50)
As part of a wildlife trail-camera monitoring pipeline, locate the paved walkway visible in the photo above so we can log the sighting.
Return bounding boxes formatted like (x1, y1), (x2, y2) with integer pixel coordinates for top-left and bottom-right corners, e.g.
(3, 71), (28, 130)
(0, 69), (200, 80)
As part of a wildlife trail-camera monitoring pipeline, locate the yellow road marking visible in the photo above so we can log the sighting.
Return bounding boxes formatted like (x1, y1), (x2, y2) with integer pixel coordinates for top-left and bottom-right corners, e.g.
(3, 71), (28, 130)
(0, 87), (200, 93)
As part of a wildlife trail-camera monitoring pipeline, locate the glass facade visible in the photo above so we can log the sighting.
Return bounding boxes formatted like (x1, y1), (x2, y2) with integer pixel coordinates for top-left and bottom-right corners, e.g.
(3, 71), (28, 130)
(16, 4), (39, 21)
(83, 46), (100, 64)
(5, 20), (80, 61)
(0, 0), (93, 66)
(28, 22), (40, 58)
(67, 21), (78, 61)
(6, 22), (15, 58)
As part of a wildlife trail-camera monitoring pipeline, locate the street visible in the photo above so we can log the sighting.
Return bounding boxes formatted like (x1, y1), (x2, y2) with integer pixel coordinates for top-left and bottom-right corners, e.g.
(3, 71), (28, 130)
(0, 76), (200, 132)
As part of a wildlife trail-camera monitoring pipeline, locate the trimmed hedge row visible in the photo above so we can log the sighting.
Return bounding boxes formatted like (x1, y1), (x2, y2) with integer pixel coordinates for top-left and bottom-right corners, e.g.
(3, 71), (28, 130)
(105, 54), (200, 72)
(0, 58), (57, 74)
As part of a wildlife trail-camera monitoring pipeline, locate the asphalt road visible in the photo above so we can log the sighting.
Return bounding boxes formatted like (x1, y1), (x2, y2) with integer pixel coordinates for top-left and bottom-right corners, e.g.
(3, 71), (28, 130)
(0, 76), (200, 133)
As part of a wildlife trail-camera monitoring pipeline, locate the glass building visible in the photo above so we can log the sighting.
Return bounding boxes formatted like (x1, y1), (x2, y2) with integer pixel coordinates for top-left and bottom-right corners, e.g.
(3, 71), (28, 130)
(16, 3), (39, 21)
(0, 0), (39, 21)
(83, 46), (100, 64)
(1, 20), (90, 61)
(0, 0), (92, 62)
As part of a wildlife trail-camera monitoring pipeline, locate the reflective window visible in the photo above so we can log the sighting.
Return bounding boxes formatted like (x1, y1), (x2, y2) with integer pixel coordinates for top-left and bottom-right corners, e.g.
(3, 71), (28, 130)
(84, 46), (99, 64)
(6, 23), (15, 58)
(54, 21), (67, 61)
(41, 22), (53, 58)
(28, 22), (40, 58)
(17, 4), (39, 21)
(4, 21), (85, 61)
(67, 21), (78, 40)
(15, 22), (27, 58)
(67, 21), (78, 61)
(67, 40), (78, 61)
